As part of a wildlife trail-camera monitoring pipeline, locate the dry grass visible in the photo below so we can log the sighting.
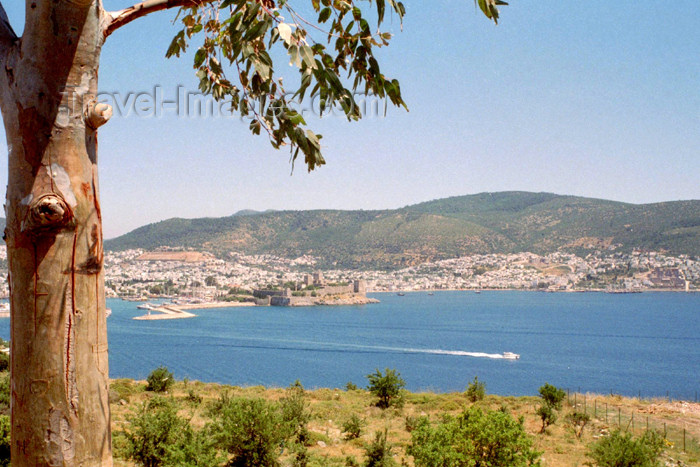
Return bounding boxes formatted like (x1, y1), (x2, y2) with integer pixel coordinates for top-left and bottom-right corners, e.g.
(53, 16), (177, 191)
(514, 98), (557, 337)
(110, 380), (700, 466)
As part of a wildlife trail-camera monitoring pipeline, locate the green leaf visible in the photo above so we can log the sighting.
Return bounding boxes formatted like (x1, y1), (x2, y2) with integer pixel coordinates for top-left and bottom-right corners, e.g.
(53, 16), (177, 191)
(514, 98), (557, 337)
(318, 7), (332, 23)
(165, 31), (186, 58)
(300, 45), (317, 69)
(244, 19), (269, 41)
(194, 48), (207, 68)
(287, 111), (306, 126)
(306, 130), (320, 149)
(288, 45), (301, 68)
(376, 0), (386, 26)
(476, 0), (507, 24)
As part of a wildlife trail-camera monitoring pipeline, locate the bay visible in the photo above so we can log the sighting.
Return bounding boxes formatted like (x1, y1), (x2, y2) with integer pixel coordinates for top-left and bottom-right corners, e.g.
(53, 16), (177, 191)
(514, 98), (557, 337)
(0, 291), (698, 399)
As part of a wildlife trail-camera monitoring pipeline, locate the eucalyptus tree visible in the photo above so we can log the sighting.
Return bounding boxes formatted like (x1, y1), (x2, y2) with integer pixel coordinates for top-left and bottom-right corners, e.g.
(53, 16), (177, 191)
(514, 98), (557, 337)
(0, 0), (505, 464)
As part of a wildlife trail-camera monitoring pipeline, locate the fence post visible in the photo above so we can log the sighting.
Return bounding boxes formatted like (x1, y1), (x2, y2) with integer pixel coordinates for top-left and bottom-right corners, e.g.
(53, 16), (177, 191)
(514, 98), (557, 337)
(618, 407), (621, 428)
(684, 428), (686, 452)
(646, 416), (648, 431)
(631, 413), (634, 433)
(584, 394), (587, 414)
(664, 422), (666, 439)
(605, 403), (608, 423)
(594, 399), (597, 418)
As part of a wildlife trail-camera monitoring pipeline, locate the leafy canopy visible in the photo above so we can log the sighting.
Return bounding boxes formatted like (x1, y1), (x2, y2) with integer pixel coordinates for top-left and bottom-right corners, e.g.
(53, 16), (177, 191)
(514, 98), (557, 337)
(364, 429), (397, 467)
(146, 365), (175, 393)
(587, 429), (665, 467)
(206, 394), (287, 466)
(538, 383), (565, 410)
(408, 405), (541, 467)
(366, 367), (405, 409)
(167, 0), (506, 171)
(465, 375), (486, 402)
(115, 396), (220, 467)
(536, 382), (566, 432)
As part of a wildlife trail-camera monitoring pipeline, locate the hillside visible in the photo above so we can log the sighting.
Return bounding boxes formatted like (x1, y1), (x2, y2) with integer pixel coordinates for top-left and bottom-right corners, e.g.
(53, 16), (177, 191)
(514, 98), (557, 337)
(105, 192), (700, 269)
(107, 379), (700, 467)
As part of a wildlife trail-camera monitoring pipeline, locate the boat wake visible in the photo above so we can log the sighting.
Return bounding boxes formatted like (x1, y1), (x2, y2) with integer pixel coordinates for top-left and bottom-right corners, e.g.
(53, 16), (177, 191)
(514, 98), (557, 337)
(322, 342), (515, 359)
(211, 335), (516, 360)
(405, 348), (510, 359)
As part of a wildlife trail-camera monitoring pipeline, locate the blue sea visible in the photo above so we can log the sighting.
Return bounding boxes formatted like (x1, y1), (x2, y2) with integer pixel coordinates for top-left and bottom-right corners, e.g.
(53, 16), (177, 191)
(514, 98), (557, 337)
(1, 291), (698, 399)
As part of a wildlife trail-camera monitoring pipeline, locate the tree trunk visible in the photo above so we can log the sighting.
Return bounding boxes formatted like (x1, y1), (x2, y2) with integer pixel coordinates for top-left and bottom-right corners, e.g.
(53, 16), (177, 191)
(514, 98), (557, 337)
(0, 1), (112, 465)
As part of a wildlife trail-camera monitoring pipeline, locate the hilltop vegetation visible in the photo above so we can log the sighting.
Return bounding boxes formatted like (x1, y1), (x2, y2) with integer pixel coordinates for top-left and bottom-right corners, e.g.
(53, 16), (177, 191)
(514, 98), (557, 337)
(105, 372), (700, 467)
(105, 192), (700, 269)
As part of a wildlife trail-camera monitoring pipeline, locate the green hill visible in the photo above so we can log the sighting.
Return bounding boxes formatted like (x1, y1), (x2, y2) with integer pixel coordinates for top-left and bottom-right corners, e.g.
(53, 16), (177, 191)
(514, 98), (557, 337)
(105, 192), (700, 269)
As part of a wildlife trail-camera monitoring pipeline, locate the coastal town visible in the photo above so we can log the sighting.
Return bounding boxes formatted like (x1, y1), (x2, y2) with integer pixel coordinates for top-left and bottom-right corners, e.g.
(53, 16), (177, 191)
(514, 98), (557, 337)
(0, 245), (695, 306)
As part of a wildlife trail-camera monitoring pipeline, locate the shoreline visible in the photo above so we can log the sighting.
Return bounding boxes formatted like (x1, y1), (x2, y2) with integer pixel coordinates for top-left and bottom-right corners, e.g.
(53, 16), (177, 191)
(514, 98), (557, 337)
(370, 288), (698, 294)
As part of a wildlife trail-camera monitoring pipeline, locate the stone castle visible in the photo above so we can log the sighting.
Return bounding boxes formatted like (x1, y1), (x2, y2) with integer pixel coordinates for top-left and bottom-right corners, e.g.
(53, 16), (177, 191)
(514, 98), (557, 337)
(253, 271), (369, 306)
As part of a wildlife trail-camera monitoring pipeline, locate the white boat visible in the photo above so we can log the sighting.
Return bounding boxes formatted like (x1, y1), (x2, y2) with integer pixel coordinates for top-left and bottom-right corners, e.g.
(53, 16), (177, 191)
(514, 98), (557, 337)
(502, 352), (520, 360)
(137, 303), (157, 310)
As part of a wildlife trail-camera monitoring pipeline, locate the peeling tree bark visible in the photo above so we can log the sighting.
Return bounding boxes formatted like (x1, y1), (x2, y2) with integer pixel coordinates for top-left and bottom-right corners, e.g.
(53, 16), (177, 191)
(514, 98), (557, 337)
(0, 0), (219, 464)
(0, 1), (111, 465)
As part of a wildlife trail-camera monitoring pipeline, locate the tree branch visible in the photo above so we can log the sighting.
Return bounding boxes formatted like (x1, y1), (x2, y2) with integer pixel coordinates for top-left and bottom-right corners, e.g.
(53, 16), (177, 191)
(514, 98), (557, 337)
(104, 0), (215, 38)
(0, 1), (18, 47)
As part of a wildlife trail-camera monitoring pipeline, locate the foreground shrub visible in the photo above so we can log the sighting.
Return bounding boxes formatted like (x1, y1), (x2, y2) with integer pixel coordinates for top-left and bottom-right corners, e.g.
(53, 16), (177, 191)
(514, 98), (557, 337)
(539, 383), (566, 410)
(185, 388), (203, 405)
(343, 414), (366, 440)
(281, 380), (311, 445)
(0, 415), (9, 467)
(111, 378), (143, 403)
(535, 404), (557, 434)
(587, 429), (664, 467)
(408, 405), (541, 467)
(567, 411), (591, 439)
(207, 394), (286, 467)
(465, 376), (486, 402)
(364, 429), (397, 467)
(367, 368), (405, 409)
(0, 373), (8, 414)
(116, 396), (218, 467)
(537, 383), (565, 433)
(405, 415), (428, 433)
(146, 366), (174, 393)
(116, 397), (183, 467)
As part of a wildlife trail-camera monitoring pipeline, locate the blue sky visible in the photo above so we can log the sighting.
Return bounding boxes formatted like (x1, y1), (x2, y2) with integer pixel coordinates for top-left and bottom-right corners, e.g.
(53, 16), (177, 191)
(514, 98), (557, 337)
(1, 1), (698, 238)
